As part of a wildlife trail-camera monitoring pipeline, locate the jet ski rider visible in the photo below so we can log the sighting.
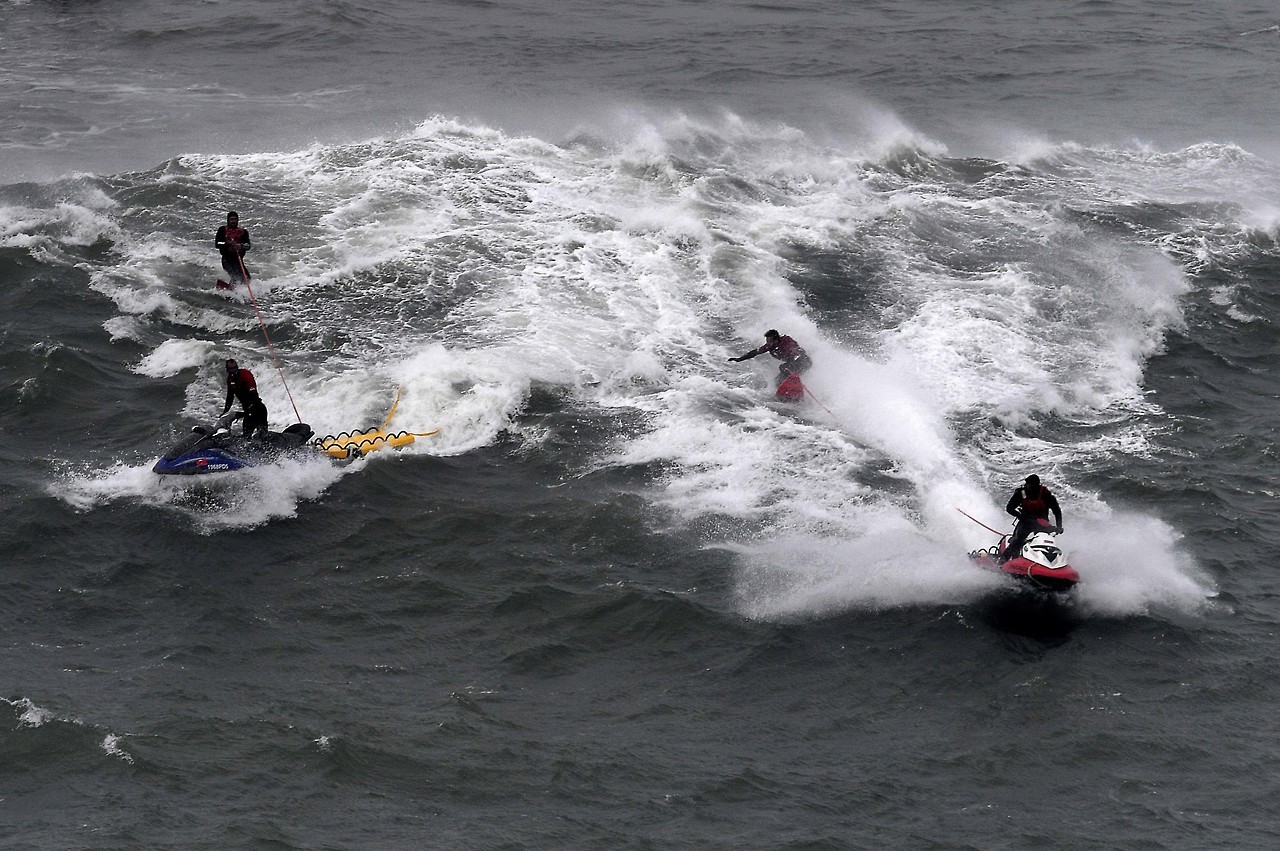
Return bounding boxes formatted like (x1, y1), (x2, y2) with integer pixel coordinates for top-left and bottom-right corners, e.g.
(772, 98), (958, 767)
(222, 358), (269, 438)
(729, 329), (813, 386)
(1002, 474), (1063, 562)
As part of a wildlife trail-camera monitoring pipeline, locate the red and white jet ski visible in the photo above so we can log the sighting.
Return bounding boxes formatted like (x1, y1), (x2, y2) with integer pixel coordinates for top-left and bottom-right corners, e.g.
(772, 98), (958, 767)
(964, 514), (1080, 593)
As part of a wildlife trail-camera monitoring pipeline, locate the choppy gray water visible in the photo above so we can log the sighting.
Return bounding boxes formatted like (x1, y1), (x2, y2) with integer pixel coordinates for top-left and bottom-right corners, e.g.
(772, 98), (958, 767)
(2, 1), (1279, 847)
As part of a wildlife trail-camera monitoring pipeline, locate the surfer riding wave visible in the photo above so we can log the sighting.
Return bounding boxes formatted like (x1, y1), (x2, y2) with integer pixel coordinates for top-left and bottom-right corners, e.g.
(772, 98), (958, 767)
(729, 329), (812, 387)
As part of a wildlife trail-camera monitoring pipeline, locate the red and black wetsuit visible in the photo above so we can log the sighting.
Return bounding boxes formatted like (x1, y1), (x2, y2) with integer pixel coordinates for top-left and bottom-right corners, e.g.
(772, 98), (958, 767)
(1004, 484), (1063, 559)
(223, 367), (268, 437)
(754, 335), (808, 365)
(215, 224), (252, 283)
(736, 335), (813, 384)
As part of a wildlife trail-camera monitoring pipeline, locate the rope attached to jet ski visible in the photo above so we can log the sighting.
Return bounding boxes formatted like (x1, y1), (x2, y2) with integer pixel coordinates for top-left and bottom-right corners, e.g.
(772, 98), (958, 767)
(238, 253), (303, 424)
(956, 507), (1005, 536)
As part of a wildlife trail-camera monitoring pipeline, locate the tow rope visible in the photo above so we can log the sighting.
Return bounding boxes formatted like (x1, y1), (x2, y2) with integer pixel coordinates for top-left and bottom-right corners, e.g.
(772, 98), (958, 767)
(804, 386), (834, 416)
(237, 254), (303, 424)
(956, 507), (1004, 537)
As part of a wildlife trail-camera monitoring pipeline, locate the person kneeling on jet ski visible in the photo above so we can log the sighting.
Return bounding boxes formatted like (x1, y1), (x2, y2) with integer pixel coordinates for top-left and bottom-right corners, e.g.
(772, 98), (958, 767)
(222, 358), (269, 439)
(1001, 474), (1063, 563)
(729, 329), (813, 386)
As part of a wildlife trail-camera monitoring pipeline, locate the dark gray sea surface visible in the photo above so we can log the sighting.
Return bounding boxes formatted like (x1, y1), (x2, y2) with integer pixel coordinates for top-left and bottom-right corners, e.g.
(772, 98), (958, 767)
(5, 0), (1280, 182)
(2, 0), (1279, 848)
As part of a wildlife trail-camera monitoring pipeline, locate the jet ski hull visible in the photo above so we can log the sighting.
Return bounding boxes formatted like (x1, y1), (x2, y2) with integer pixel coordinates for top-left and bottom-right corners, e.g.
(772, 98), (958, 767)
(153, 419), (316, 475)
(969, 530), (1080, 592)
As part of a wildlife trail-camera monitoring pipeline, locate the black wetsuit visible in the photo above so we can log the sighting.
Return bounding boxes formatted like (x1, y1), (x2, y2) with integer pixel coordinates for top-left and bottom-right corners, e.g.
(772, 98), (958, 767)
(1004, 484), (1063, 560)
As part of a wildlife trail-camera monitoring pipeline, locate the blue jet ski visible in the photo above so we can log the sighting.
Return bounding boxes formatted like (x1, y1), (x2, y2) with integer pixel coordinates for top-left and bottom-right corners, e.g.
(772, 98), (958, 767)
(153, 411), (316, 475)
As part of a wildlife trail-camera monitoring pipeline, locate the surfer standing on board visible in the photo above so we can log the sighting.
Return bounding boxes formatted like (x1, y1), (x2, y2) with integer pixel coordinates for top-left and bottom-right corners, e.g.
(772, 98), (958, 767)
(1002, 474), (1063, 562)
(215, 211), (251, 286)
(222, 358), (269, 438)
(729, 329), (813, 386)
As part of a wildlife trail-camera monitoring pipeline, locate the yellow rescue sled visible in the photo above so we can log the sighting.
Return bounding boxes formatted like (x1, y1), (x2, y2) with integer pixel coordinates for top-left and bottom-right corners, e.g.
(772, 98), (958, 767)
(315, 387), (438, 460)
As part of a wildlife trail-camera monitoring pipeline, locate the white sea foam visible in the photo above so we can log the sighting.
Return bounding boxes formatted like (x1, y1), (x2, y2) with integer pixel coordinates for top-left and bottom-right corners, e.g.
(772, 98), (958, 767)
(46, 115), (1228, 602)
(0, 197), (120, 264)
(1065, 512), (1217, 616)
(53, 451), (349, 533)
(293, 117), (1210, 613)
(88, 269), (253, 334)
(102, 734), (134, 764)
(134, 338), (219, 378)
(6, 696), (53, 727)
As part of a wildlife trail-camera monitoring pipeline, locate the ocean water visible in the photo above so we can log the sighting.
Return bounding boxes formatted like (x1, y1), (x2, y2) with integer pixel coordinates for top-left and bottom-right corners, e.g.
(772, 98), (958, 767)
(2, 0), (1279, 847)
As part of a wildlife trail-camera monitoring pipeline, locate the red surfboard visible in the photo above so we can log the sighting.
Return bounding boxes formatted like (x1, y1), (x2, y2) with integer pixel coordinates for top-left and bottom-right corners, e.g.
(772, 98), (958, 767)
(776, 373), (805, 402)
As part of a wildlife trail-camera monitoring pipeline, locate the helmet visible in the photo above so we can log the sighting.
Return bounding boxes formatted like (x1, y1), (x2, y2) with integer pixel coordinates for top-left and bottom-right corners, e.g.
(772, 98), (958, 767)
(765, 329), (780, 340)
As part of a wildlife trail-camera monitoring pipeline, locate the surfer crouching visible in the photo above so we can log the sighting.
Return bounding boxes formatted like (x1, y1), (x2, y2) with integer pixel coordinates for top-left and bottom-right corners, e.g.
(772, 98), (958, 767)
(729, 329), (813, 386)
